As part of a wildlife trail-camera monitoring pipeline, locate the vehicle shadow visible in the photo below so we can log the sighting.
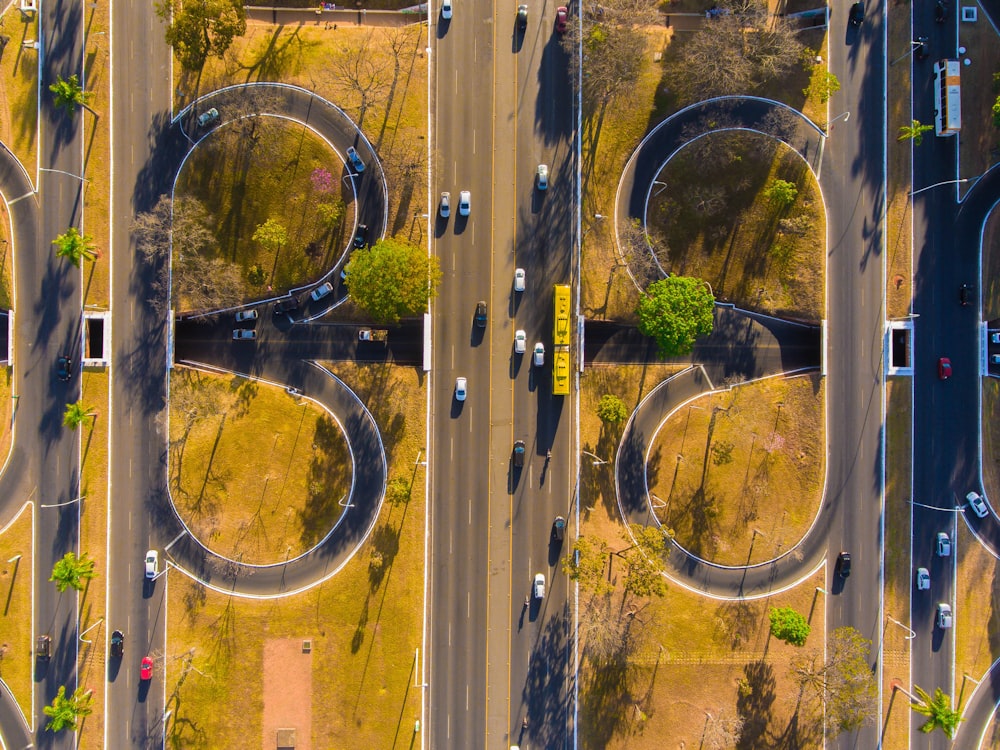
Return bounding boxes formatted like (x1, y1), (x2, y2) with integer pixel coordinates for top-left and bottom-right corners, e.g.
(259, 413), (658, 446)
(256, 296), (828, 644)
(437, 16), (450, 38)
(450, 396), (464, 419)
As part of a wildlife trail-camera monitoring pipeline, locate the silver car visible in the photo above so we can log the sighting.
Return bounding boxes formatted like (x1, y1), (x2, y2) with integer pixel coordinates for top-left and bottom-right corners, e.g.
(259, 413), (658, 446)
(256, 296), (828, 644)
(966, 491), (989, 518)
(440, 192), (451, 218)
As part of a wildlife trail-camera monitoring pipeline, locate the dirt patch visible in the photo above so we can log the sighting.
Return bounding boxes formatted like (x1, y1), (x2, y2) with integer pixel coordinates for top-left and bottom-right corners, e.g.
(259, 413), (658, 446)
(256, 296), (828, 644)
(263, 638), (313, 750)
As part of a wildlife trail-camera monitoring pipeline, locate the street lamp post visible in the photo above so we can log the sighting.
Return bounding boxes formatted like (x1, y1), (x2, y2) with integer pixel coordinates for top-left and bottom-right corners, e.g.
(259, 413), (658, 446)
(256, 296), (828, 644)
(887, 615), (916, 640)
(40, 495), (86, 509)
(890, 37), (929, 66)
(79, 617), (104, 643)
(909, 175), (980, 196)
(581, 449), (611, 466)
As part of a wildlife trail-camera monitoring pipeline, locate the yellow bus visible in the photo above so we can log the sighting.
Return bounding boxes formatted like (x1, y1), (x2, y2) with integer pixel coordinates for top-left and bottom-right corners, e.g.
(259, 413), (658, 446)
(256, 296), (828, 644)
(553, 284), (571, 347)
(552, 349), (570, 396)
(933, 59), (961, 136)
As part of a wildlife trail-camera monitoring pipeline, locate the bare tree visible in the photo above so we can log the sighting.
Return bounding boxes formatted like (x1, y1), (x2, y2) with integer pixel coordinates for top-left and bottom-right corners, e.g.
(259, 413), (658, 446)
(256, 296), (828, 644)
(703, 708), (745, 750)
(792, 627), (877, 735)
(332, 31), (393, 127)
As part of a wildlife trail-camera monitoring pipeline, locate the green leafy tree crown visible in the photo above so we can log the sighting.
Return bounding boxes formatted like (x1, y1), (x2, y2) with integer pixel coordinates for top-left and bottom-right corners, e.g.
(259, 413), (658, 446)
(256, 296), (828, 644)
(636, 276), (715, 358)
(769, 605), (810, 646)
(345, 237), (442, 323)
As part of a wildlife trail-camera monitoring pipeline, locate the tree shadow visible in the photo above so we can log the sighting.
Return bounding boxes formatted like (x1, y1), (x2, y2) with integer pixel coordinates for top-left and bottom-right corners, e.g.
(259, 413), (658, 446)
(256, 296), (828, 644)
(736, 659), (776, 749)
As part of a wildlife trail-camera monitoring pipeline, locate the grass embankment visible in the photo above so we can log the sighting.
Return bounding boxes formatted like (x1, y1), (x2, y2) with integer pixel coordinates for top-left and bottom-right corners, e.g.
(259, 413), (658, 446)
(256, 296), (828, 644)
(169, 368), (350, 565)
(648, 374), (825, 566)
(885, 0), (913, 320)
(77, 372), (110, 750)
(166, 361), (425, 748)
(958, 3), (1000, 189)
(0, 7), (38, 178)
(0, 507), (32, 719)
(647, 133), (825, 321)
(82, 0), (111, 308)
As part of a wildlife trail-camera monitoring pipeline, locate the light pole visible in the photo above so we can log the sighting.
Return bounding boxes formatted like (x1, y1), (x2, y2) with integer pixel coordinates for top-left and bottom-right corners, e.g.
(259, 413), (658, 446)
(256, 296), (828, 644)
(909, 175), (980, 196)
(581, 213), (605, 242)
(40, 495), (86, 509)
(79, 616), (104, 643)
(887, 616), (916, 640)
(890, 37), (928, 66)
(40, 167), (90, 184)
(581, 449), (611, 466)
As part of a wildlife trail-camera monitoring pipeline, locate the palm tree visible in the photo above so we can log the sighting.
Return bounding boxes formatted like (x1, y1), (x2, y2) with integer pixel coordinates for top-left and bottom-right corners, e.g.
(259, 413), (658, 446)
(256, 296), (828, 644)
(53, 228), (98, 267)
(896, 684), (964, 738)
(49, 74), (98, 116)
(897, 119), (934, 146)
(43, 685), (94, 731)
(63, 401), (96, 429)
(49, 552), (97, 593)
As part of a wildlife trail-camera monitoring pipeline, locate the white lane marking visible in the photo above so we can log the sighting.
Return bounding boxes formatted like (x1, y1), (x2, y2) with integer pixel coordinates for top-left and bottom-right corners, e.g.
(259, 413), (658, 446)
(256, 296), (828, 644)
(472, 128), (476, 156)
(467, 590), (471, 618)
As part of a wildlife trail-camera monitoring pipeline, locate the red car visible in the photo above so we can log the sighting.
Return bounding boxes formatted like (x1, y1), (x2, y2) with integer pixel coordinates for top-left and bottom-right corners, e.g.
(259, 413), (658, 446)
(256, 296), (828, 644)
(140, 656), (154, 681)
(938, 357), (952, 380)
(555, 6), (568, 33)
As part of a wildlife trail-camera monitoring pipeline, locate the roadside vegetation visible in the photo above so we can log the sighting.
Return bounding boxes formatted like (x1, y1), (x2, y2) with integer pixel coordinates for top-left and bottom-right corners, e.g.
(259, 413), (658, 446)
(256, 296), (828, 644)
(169, 367), (350, 565)
(166, 361), (424, 749)
(0, 508), (33, 719)
(0, 6), (39, 178)
(958, 13), (1000, 189)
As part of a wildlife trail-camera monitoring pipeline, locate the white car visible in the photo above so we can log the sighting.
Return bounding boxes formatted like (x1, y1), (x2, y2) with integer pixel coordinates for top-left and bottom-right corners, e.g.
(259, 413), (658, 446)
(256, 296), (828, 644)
(533, 342), (544, 366)
(514, 268), (526, 292)
(916, 567), (930, 590)
(936, 531), (951, 557)
(459, 190), (471, 216)
(310, 282), (334, 301)
(514, 330), (527, 354)
(346, 146), (365, 173)
(455, 377), (467, 401)
(235, 309), (258, 322)
(936, 602), (953, 629)
(197, 107), (219, 127)
(144, 550), (159, 579)
(441, 0), (452, 19)
(232, 329), (256, 340)
(966, 491), (989, 518)
(440, 192), (451, 218)
(536, 164), (548, 190)
(533, 573), (545, 599)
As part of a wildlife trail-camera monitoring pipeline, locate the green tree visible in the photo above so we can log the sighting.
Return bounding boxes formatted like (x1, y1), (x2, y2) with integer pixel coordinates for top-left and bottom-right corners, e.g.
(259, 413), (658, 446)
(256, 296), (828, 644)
(345, 237), (442, 323)
(619, 523), (668, 600)
(764, 179), (798, 207)
(49, 552), (97, 593)
(157, 0), (246, 71)
(992, 94), (1000, 128)
(44, 685), (94, 732)
(562, 536), (613, 597)
(768, 606), (810, 645)
(596, 394), (628, 424)
(793, 626), (877, 734)
(49, 74), (96, 115)
(908, 685), (964, 738)
(52, 227), (97, 267)
(386, 477), (411, 505)
(63, 402), (96, 430)
(252, 218), (288, 255)
(804, 70), (840, 104)
(897, 119), (934, 145)
(636, 276), (715, 358)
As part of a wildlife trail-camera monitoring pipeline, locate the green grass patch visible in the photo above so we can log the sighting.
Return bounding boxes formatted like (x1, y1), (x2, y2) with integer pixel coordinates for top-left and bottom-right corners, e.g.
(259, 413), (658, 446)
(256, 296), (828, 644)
(166, 362), (424, 749)
(886, 0), (914, 320)
(648, 374), (825, 566)
(169, 367), (350, 565)
(0, 506), (32, 720)
(647, 132), (825, 320)
(0, 8), (38, 178)
(174, 118), (347, 306)
(982, 197), (1000, 324)
(0, 366), (11, 467)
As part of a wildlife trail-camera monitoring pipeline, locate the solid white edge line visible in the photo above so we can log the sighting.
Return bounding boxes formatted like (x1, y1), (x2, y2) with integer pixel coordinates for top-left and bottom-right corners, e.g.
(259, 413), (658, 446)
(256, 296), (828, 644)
(421, 5), (433, 749)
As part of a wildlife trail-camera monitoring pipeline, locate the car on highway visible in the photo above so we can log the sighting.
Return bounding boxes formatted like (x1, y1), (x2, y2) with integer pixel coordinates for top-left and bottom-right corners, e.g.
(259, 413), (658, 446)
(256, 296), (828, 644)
(140, 655), (154, 681)
(848, 1), (863, 25)
(455, 377), (467, 402)
(514, 268), (525, 292)
(144, 550), (158, 579)
(915, 567), (930, 590)
(197, 107), (219, 127)
(459, 190), (471, 216)
(936, 531), (951, 556)
(938, 357), (951, 379)
(536, 164), (548, 190)
(533, 573), (545, 599)
(233, 328), (256, 340)
(936, 602), (953, 629)
(235, 309), (258, 323)
(993, 355), (1000, 365)
(993, 332), (1000, 345)
(440, 192), (450, 217)
(960, 283), (972, 305)
(514, 330), (527, 354)
(555, 5), (568, 32)
(441, 0), (452, 19)
(966, 491), (989, 518)
(36, 634), (51, 660)
(517, 4), (528, 30)
(346, 146), (365, 173)
(475, 301), (487, 328)
(513, 440), (526, 468)
(552, 516), (566, 542)
(836, 551), (851, 578)
(533, 342), (544, 366)
(57, 354), (72, 381)
(311, 282), (334, 301)
(110, 630), (124, 658)
(354, 223), (369, 249)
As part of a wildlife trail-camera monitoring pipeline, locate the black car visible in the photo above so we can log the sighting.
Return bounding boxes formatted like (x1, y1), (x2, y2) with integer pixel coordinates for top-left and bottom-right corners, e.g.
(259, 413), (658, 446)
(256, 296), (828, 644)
(849, 1), (863, 25)
(57, 355), (72, 381)
(474, 301), (488, 328)
(516, 4), (528, 30)
(837, 551), (851, 578)
(273, 296), (300, 315)
(354, 223), (369, 249)
(960, 283), (972, 306)
(36, 634), (51, 660)
(552, 516), (566, 542)
(110, 630), (124, 658)
(513, 440), (526, 468)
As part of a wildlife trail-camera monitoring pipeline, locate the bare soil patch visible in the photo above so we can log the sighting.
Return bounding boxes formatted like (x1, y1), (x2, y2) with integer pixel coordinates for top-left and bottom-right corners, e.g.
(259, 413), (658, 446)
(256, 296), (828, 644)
(263, 638), (313, 750)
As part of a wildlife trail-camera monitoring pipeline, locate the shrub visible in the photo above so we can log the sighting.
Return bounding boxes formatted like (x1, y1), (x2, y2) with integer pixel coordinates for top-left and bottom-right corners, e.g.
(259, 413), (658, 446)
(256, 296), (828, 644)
(769, 606), (810, 646)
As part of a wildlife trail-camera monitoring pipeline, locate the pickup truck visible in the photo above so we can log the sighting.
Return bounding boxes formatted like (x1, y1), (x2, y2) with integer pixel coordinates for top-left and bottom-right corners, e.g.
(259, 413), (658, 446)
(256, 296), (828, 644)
(358, 329), (388, 343)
